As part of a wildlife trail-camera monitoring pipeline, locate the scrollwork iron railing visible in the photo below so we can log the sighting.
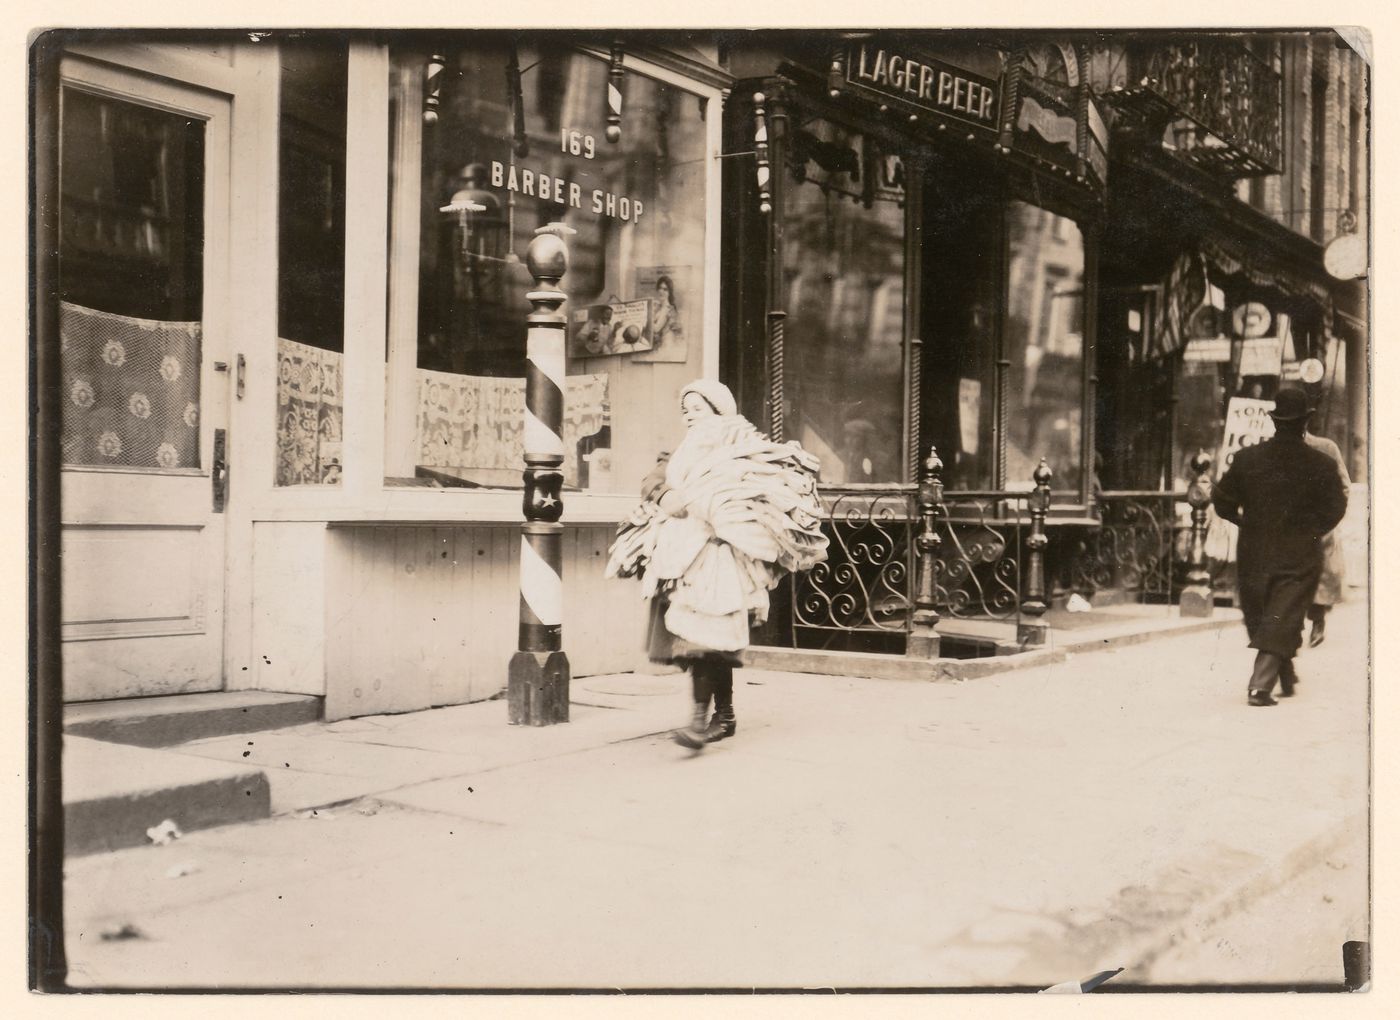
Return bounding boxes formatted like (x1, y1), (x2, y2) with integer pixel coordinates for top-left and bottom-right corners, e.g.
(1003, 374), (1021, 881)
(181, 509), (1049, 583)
(935, 493), (1025, 621)
(791, 486), (1030, 638)
(788, 485), (1196, 645)
(1070, 491), (1187, 600)
(793, 487), (915, 633)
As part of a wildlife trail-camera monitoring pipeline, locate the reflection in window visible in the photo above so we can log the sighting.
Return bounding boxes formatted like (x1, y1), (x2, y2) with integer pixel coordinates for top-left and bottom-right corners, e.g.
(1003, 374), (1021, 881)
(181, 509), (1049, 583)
(783, 118), (906, 484)
(1004, 202), (1084, 492)
(386, 42), (708, 492)
(276, 41), (348, 486)
(58, 87), (205, 470)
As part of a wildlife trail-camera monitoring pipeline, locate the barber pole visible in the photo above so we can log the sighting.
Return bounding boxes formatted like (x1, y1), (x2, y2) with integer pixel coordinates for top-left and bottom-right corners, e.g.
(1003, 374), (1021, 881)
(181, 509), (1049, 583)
(423, 53), (445, 124)
(753, 91), (772, 214)
(508, 223), (576, 725)
(605, 41), (625, 143)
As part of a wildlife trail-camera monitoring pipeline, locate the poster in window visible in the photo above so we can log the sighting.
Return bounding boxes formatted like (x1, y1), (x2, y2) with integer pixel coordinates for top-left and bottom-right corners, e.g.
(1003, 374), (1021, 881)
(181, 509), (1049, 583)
(958, 378), (982, 455)
(569, 299), (653, 358)
(632, 266), (693, 363)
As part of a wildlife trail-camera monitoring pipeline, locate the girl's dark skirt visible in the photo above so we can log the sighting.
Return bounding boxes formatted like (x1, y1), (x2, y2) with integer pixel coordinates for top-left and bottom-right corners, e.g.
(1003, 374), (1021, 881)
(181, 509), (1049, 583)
(645, 595), (743, 667)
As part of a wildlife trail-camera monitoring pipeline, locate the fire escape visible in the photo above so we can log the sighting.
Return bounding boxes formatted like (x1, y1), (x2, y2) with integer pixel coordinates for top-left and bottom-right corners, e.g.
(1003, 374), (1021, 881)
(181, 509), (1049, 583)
(1098, 36), (1283, 181)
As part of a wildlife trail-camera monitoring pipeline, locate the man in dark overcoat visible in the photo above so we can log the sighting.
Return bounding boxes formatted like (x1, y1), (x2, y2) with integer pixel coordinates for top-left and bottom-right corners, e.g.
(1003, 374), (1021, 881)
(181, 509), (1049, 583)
(1212, 386), (1348, 706)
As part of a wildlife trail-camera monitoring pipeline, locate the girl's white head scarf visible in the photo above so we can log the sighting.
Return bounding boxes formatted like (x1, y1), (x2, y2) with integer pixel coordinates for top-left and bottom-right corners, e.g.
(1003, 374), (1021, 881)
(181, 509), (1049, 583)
(679, 379), (738, 418)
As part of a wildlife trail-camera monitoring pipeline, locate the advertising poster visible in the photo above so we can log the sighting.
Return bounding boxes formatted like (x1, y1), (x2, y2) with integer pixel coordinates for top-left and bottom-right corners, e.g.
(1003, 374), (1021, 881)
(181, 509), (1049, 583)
(958, 378), (981, 455)
(633, 265), (694, 363)
(569, 299), (653, 359)
(1216, 396), (1276, 476)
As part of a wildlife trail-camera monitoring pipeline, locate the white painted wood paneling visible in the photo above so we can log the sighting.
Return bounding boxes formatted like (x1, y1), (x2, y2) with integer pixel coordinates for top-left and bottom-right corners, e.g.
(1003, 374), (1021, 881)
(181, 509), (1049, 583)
(321, 524), (644, 720)
(247, 522), (327, 696)
(62, 526), (206, 639)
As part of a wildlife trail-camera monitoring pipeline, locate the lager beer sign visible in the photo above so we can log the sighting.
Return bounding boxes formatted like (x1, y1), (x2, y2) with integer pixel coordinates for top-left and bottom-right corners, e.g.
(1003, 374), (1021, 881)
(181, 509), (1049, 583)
(847, 44), (1001, 132)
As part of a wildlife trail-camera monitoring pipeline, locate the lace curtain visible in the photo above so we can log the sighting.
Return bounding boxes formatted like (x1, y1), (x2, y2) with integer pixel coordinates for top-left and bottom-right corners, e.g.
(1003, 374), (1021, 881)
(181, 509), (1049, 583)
(276, 338), (344, 485)
(417, 370), (607, 487)
(60, 302), (202, 470)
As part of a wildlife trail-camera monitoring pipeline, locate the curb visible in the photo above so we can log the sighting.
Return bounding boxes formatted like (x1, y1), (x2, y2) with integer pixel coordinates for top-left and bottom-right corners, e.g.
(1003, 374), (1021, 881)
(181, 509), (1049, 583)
(742, 613), (1241, 683)
(1114, 807), (1367, 982)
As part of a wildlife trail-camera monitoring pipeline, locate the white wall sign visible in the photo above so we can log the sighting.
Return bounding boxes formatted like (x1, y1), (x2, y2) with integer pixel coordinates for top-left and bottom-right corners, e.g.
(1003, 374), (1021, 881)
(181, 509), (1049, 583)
(1238, 337), (1284, 377)
(1217, 396), (1276, 475)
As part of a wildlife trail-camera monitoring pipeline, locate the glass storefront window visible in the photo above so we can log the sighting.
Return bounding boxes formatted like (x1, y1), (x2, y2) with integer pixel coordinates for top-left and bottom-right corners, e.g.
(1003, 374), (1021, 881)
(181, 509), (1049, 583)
(919, 168), (1000, 491)
(782, 117), (906, 484)
(385, 41), (708, 493)
(1004, 202), (1085, 493)
(276, 41), (347, 486)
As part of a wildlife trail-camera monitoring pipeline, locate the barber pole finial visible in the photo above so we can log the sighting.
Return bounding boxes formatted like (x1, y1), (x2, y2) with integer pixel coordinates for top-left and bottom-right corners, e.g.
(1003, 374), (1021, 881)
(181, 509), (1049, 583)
(753, 92), (772, 215)
(423, 54), (446, 124)
(605, 41), (625, 143)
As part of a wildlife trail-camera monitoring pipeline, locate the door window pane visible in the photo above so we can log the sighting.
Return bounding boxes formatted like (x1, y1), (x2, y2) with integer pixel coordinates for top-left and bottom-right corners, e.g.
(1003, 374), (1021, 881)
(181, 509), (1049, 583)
(59, 87), (204, 470)
(783, 118), (905, 484)
(1004, 202), (1085, 492)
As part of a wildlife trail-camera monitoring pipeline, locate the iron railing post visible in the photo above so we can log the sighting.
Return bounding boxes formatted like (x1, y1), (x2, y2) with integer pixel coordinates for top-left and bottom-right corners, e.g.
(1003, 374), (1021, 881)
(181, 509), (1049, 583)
(1179, 450), (1215, 617)
(907, 447), (944, 659)
(1018, 459), (1053, 647)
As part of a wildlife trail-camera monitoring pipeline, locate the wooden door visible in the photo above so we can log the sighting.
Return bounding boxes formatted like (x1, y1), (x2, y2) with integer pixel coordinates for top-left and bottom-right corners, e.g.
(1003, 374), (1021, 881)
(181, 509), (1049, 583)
(54, 54), (233, 701)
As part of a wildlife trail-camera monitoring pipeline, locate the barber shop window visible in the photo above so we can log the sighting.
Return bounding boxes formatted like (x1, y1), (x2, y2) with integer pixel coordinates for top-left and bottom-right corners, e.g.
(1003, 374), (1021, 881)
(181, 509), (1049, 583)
(1003, 202), (1085, 493)
(384, 41), (708, 493)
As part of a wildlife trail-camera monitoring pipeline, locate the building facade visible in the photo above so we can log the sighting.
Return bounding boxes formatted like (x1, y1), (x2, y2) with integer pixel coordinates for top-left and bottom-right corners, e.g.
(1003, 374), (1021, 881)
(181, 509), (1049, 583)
(36, 29), (1369, 712)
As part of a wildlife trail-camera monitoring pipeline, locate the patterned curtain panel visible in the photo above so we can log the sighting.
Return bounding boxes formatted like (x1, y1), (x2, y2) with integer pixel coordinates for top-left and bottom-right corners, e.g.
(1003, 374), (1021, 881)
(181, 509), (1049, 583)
(276, 338), (344, 485)
(417, 369), (607, 486)
(60, 301), (202, 470)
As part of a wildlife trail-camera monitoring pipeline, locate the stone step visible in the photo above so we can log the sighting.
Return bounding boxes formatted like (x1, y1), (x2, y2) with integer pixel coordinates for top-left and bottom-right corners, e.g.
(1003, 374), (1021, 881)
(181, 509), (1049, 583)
(64, 691), (322, 748)
(63, 736), (271, 857)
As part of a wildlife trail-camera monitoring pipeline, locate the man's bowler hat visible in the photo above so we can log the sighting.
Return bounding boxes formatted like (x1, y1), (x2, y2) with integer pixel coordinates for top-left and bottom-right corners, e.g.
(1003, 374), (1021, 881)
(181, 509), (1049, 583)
(1269, 386), (1311, 422)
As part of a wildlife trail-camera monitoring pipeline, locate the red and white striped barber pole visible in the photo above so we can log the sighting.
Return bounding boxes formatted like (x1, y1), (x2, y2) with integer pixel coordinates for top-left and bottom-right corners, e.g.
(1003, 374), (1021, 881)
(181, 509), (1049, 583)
(508, 222), (576, 725)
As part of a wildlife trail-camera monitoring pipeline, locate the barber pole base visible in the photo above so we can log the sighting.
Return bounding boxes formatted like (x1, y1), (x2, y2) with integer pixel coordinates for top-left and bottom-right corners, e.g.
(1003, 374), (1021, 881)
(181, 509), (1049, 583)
(508, 650), (570, 726)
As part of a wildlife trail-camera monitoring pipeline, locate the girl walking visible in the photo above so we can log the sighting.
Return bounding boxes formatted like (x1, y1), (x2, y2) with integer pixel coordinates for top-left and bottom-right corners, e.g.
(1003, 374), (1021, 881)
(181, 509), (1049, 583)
(606, 381), (827, 749)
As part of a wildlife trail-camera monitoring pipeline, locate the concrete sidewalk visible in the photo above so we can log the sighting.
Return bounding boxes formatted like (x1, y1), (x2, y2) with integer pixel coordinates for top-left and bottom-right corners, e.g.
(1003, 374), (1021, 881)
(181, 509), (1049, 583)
(62, 600), (1368, 990)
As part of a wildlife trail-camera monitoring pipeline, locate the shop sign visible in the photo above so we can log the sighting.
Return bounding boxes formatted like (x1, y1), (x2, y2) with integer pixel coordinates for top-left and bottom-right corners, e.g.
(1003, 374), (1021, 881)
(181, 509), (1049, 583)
(1230, 301), (1272, 339)
(1184, 337), (1232, 362)
(1018, 94), (1077, 148)
(1239, 337), (1284, 376)
(847, 44), (1000, 132)
(1218, 396), (1276, 474)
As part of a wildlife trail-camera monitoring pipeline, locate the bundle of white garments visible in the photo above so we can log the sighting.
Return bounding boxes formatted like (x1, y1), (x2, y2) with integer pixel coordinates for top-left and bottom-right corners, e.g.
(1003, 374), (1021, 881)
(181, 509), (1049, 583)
(606, 414), (828, 651)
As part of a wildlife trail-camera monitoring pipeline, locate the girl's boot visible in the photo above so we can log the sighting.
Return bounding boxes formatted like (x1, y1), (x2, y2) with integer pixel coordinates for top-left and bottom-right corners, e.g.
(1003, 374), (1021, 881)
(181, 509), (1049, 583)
(703, 661), (737, 742)
(671, 660), (712, 749)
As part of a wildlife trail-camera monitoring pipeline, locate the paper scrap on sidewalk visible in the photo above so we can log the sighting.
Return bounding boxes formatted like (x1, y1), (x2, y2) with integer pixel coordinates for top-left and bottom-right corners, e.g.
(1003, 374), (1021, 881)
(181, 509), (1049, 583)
(1041, 967), (1123, 993)
(165, 862), (200, 879)
(99, 923), (145, 942)
(145, 819), (183, 846)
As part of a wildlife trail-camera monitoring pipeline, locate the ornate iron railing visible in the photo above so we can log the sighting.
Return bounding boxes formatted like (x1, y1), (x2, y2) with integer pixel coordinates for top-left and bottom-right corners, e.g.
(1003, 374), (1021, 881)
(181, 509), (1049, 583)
(1103, 37), (1283, 176)
(1070, 491), (1188, 601)
(935, 492), (1026, 621)
(791, 485), (1029, 636)
(793, 486), (915, 633)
